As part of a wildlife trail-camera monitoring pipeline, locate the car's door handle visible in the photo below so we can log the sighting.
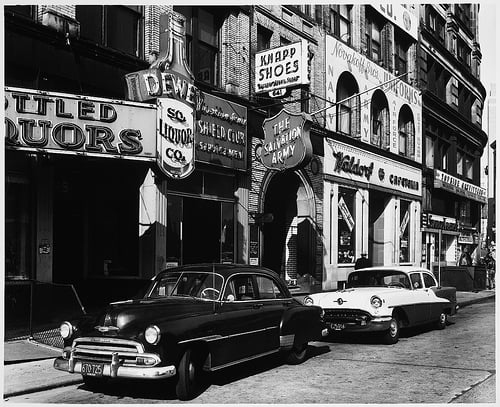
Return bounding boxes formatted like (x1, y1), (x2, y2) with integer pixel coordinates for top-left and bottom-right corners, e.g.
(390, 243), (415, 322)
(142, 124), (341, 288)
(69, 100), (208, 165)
(253, 303), (264, 309)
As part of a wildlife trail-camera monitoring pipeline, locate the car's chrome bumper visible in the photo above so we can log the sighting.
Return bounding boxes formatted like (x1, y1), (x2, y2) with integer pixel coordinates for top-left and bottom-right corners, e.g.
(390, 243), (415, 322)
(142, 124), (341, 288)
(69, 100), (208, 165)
(326, 316), (392, 333)
(54, 357), (176, 380)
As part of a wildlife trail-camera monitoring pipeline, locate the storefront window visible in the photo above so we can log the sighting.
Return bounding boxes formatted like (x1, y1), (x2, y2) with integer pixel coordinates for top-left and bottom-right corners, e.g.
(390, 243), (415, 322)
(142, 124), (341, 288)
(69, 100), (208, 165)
(399, 200), (410, 262)
(338, 187), (356, 264)
(5, 174), (32, 280)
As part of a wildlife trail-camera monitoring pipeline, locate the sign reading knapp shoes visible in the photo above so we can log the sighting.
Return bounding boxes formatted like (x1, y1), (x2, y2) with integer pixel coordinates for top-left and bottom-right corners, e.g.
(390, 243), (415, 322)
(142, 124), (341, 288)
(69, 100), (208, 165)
(434, 169), (487, 203)
(260, 109), (313, 171)
(255, 40), (311, 94)
(4, 87), (156, 161)
(324, 139), (422, 197)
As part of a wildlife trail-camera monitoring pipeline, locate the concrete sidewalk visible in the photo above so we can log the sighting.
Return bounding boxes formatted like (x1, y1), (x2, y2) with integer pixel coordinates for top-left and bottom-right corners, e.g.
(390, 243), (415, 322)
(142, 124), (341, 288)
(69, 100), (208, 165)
(2, 289), (495, 399)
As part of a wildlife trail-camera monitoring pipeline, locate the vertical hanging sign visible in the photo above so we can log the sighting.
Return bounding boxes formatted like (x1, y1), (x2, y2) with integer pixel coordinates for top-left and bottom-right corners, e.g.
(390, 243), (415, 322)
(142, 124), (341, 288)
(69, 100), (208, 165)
(125, 12), (201, 179)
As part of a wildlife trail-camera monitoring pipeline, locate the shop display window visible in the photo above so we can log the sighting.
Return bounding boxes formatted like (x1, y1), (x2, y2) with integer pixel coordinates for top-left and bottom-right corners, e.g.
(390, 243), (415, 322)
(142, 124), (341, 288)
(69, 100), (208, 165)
(338, 187), (356, 264)
(399, 200), (411, 262)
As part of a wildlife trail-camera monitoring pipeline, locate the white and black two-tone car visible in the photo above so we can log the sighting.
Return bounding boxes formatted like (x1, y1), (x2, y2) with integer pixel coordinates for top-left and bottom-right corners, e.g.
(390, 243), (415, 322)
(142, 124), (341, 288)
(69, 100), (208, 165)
(303, 266), (458, 344)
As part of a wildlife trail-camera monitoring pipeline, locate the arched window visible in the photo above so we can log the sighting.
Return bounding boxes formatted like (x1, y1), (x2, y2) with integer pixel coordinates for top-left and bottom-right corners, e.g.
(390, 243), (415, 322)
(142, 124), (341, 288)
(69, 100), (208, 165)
(336, 72), (360, 137)
(370, 90), (389, 149)
(398, 105), (415, 158)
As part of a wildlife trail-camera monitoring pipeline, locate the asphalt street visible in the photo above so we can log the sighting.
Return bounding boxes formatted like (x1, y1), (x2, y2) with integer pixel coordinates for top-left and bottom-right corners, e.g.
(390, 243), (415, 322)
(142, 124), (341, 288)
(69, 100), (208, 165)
(4, 298), (495, 404)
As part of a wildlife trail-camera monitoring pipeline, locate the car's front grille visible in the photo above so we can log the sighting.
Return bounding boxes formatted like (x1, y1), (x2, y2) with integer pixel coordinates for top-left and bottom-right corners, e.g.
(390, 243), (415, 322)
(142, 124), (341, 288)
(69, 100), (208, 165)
(324, 309), (372, 323)
(72, 337), (144, 366)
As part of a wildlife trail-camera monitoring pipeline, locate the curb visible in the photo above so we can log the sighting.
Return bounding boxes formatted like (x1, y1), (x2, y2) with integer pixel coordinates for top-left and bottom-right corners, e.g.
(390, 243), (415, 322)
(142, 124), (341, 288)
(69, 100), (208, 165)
(4, 377), (83, 399)
(457, 294), (495, 309)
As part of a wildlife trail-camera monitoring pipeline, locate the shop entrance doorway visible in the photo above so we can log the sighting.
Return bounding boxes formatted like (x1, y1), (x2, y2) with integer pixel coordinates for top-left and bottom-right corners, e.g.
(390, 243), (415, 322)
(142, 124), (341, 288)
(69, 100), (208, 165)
(262, 172), (315, 281)
(368, 190), (388, 266)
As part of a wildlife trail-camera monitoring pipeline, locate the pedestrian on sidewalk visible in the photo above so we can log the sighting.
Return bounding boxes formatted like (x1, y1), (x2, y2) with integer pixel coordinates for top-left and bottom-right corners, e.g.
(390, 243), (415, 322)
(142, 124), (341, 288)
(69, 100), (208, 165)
(355, 252), (372, 270)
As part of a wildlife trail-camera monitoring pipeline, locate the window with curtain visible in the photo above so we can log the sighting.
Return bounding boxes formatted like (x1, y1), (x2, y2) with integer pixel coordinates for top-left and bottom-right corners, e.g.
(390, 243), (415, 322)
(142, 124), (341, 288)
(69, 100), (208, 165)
(336, 72), (360, 137)
(398, 106), (415, 159)
(394, 32), (410, 77)
(465, 155), (474, 180)
(440, 141), (450, 171)
(338, 187), (356, 264)
(174, 6), (223, 86)
(371, 90), (390, 149)
(76, 5), (142, 57)
(457, 150), (464, 175)
(330, 5), (351, 43)
(425, 135), (435, 168)
(365, 11), (383, 64)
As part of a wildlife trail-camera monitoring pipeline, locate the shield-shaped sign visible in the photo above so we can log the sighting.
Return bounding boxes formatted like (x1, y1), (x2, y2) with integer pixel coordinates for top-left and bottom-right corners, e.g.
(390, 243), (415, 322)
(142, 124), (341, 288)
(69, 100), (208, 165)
(260, 109), (313, 171)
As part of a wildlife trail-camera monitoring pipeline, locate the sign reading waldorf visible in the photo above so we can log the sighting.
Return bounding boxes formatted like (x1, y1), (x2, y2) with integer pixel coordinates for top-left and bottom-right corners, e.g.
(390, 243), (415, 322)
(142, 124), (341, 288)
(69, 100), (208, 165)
(255, 40), (311, 94)
(325, 139), (422, 197)
(325, 35), (422, 163)
(260, 109), (313, 171)
(4, 87), (156, 161)
(196, 93), (247, 171)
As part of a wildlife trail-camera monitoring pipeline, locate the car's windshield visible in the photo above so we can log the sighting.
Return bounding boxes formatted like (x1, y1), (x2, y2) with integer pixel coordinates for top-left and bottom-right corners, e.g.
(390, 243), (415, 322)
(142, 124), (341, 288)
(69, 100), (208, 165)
(147, 271), (224, 300)
(347, 270), (411, 289)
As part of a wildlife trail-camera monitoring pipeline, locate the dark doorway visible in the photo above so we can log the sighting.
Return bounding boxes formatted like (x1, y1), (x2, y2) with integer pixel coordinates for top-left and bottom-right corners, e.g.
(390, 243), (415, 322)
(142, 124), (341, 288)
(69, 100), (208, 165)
(182, 197), (221, 264)
(368, 190), (388, 265)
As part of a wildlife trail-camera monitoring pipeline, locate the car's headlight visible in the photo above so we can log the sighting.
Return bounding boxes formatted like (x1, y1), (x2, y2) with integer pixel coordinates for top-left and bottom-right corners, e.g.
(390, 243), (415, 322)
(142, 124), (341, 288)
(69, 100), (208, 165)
(60, 321), (73, 339)
(370, 295), (383, 308)
(144, 325), (161, 345)
(303, 296), (314, 306)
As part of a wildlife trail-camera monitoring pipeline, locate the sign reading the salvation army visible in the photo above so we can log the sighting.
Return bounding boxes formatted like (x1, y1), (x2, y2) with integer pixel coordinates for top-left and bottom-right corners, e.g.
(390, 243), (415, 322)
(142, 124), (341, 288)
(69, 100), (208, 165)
(255, 40), (310, 94)
(260, 109), (313, 171)
(196, 93), (247, 171)
(4, 87), (156, 161)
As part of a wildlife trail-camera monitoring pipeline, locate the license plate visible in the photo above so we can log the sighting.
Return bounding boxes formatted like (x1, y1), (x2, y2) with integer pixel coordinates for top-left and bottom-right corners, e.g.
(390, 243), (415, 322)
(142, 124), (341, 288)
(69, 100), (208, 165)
(330, 323), (345, 331)
(81, 362), (104, 377)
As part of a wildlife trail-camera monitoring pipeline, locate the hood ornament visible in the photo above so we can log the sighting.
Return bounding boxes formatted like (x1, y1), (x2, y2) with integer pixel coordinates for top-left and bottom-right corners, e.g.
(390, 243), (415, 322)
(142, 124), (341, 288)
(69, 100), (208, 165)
(334, 298), (346, 305)
(95, 325), (119, 333)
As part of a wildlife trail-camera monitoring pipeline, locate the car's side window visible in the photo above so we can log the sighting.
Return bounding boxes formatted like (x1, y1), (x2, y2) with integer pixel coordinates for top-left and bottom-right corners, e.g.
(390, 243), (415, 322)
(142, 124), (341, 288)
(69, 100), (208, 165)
(410, 273), (423, 289)
(423, 273), (437, 288)
(255, 275), (286, 299)
(223, 275), (256, 301)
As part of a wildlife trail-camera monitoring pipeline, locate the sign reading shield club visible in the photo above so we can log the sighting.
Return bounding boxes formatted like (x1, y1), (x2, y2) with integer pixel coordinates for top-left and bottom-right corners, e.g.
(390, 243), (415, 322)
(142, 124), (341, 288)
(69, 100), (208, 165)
(260, 109), (313, 171)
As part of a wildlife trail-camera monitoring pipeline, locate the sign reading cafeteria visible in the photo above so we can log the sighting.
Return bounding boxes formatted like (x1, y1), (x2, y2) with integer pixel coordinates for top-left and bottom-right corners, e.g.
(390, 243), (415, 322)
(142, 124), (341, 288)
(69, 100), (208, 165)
(260, 109), (313, 171)
(4, 87), (156, 161)
(255, 40), (310, 94)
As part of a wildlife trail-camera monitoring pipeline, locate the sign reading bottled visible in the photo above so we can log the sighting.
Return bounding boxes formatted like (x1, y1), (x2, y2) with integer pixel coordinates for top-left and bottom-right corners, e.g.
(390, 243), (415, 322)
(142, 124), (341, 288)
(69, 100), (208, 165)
(260, 109), (313, 171)
(4, 87), (156, 160)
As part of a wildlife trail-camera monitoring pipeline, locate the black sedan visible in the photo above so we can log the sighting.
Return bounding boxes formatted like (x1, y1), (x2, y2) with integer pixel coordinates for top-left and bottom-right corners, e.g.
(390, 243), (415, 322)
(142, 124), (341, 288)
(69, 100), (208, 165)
(54, 264), (326, 400)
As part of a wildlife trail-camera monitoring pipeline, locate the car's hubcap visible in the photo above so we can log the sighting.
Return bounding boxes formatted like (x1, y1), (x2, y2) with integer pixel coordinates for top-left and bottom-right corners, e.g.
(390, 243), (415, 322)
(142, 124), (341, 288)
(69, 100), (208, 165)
(188, 361), (195, 382)
(440, 313), (446, 324)
(390, 320), (398, 337)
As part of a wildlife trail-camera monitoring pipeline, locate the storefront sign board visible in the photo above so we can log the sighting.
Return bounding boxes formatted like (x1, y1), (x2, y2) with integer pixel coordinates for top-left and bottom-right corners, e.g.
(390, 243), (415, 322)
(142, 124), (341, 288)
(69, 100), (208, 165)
(255, 40), (310, 94)
(434, 169), (487, 203)
(4, 87), (156, 161)
(325, 35), (422, 164)
(324, 139), (422, 197)
(372, 4), (418, 40)
(260, 109), (313, 171)
(196, 93), (247, 171)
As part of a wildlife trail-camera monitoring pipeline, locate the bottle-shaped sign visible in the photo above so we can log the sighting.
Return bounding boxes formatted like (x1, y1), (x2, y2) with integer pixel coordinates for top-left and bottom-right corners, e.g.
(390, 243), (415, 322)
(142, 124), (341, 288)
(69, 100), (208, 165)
(124, 12), (200, 179)
(155, 12), (196, 179)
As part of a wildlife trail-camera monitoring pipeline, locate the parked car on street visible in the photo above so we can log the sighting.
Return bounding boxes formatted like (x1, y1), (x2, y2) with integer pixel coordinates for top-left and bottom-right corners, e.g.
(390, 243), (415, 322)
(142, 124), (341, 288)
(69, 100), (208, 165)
(54, 264), (326, 400)
(303, 266), (458, 344)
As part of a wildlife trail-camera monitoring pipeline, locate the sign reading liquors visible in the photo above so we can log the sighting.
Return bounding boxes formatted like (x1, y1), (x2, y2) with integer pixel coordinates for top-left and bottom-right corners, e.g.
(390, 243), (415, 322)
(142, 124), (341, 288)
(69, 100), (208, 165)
(260, 109), (313, 171)
(255, 40), (311, 94)
(4, 87), (156, 161)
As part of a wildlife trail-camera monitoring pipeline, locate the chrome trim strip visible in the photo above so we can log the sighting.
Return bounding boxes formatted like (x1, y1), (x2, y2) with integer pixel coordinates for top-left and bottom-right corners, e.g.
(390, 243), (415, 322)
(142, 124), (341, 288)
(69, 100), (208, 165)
(179, 326), (278, 344)
(73, 337), (144, 353)
(208, 349), (280, 371)
(280, 334), (295, 348)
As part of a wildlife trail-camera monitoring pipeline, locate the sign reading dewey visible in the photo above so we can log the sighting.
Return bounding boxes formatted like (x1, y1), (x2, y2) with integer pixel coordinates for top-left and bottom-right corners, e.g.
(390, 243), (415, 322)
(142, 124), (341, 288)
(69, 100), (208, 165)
(260, 109), (313, 171)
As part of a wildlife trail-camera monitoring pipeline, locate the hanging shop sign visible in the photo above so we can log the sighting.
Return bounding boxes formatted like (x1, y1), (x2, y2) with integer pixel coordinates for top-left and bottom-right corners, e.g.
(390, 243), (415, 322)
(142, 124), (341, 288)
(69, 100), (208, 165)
(324, 139), (422, 197)
(434, 169), (487, 203)
(421, 213), (458, 232)
(4, 87), (156, 161)
(325, 35), (422, 163)
(260, 109), (313, 171)
(255, 40), (311, 94)
(373, 4), (418, 40)
(196, 93), (248, 171)
(125, 12), (200, 179)
(458, 232), (475, 244)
